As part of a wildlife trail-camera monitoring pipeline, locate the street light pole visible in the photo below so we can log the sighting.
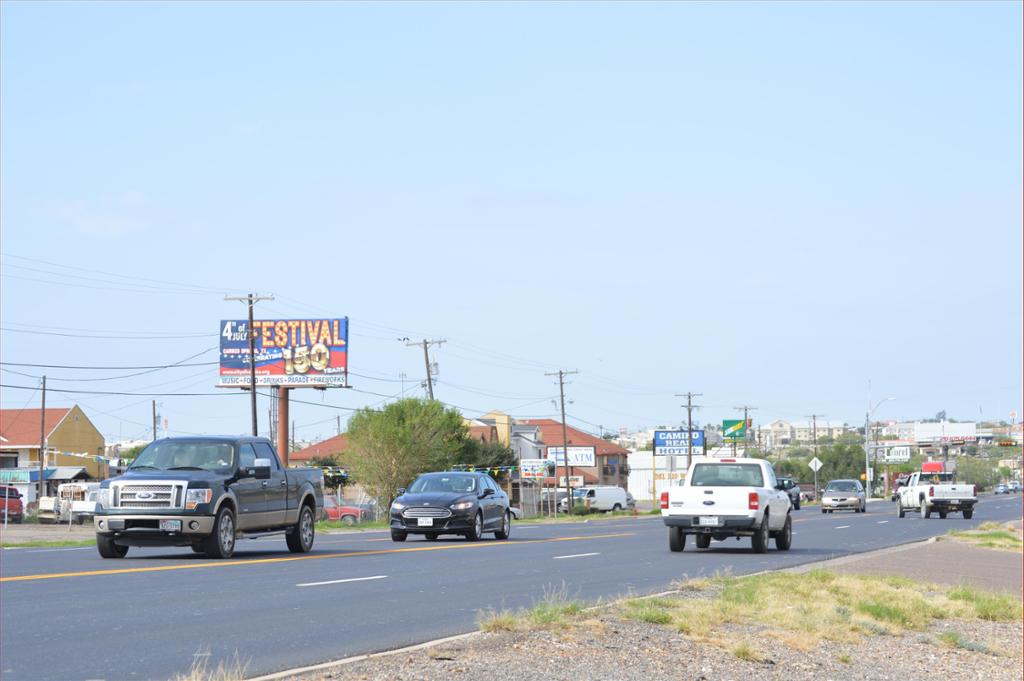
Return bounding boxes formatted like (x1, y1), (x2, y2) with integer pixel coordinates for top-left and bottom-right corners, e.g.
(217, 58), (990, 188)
(865, 397), (895, 498)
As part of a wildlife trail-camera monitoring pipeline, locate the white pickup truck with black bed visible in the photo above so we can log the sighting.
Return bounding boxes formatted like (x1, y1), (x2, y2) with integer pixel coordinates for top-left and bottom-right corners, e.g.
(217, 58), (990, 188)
(661, 457), (793, 553)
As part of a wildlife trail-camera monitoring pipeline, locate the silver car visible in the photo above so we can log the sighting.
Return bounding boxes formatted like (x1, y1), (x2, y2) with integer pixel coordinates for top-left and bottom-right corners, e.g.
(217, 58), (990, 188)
(821, 479), (866, 513)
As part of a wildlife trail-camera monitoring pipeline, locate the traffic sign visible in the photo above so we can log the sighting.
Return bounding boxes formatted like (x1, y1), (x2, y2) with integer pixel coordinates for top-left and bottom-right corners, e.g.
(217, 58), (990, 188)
(808, 457), (823, 472)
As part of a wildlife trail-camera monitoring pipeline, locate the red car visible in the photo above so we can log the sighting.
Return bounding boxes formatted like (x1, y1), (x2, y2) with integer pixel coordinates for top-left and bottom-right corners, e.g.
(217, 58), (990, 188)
(323, 497), (362, 525)
(1, 485), (24, 523)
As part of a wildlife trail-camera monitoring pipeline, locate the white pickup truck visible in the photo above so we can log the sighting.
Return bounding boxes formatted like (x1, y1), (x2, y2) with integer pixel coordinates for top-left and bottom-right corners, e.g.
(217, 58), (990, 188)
(896, 470), (976, 519)
(661, 457), (792, 553)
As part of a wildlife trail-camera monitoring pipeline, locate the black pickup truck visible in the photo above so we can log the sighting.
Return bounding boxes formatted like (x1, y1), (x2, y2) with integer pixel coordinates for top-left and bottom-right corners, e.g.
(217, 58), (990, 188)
(94, 436), (324, 559)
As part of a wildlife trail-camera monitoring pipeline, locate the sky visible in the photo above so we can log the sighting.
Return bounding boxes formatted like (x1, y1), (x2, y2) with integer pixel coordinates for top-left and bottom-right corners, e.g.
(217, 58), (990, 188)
(1, 1), (1021, 445)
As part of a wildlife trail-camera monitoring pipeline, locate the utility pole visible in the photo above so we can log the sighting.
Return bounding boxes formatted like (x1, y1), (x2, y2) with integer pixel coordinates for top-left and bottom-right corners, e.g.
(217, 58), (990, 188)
(225, 293), (275, 436)
(152, 400), (158, 441)
(545, 369), (579, 513)
(806, 414), (825, 459)
(406, 339), (446, 400)
(676, 392), (702, 471)
(336, 415), (341, 436)
(734, 406), (757, 456)
(38, 376), (46, 505)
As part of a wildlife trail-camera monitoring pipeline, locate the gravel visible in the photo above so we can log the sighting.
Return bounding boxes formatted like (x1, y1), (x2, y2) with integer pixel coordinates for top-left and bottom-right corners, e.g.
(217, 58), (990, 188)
(290, 595), (1022, 681)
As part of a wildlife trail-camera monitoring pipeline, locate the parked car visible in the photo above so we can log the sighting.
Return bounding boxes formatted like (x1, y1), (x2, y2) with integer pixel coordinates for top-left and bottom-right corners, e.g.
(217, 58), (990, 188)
(625, 491), (636, 510)
(558, 485), (630, 513)
(776, 477), (801, 510)
(390, 471), (511, 542)
(322, 496), (362, 525)
(1009, 481), (1022, 493)
(661, 457), (792, 554)
(994, 484), (1009, 495)
(94, 436), (324, 559)
(39, 482), (100, 524)
(0, 485), (23, 523)
(821, 479), (866, 513)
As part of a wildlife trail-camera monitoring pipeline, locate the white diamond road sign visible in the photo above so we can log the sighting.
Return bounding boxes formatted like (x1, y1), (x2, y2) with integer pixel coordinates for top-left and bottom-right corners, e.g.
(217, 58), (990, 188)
(808, 457), (823, 472)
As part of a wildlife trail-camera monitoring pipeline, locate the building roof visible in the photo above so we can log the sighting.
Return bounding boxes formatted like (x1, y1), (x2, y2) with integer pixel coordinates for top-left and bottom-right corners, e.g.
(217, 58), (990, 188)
(290, 433), (349, 462)
(468, 424), (499, 443)
(517, 419), (629, 458)
(0, 408), (72, 448)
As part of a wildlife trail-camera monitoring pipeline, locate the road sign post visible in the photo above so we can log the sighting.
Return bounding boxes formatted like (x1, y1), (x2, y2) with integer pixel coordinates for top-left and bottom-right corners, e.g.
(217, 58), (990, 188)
(808, 456), (823, 501)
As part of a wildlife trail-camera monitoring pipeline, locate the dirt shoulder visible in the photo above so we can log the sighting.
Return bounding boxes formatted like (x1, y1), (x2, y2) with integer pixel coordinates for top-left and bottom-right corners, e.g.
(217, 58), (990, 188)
(0, 521), (95, 546)
(266, 537), (1022, 681)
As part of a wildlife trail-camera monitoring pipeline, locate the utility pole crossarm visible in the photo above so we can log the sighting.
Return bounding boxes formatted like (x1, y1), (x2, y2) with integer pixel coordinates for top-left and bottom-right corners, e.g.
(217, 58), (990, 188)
(406, 339), (446, 400)
(675, 392), (703, 471)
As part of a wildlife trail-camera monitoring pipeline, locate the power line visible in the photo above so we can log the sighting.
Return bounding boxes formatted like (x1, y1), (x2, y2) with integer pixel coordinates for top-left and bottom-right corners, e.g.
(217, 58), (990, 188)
(0, 348), (218, 381)
(0, 326), (217, 340)
(1, 252), (229, 293)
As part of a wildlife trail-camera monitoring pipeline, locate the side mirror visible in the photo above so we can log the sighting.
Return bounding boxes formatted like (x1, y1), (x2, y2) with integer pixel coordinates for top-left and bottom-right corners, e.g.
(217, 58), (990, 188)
(252, 458), (272, 480)
(480, 488), (494, 498)
(397, 487), (406, 496)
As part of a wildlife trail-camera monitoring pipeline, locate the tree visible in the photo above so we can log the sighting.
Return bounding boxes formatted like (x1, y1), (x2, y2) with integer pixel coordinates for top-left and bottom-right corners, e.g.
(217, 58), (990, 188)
(817, 439), (866, 482)
(955, 456), (1000, 490)
(453, 438), (516, 470)
(346, 398), (472, 506)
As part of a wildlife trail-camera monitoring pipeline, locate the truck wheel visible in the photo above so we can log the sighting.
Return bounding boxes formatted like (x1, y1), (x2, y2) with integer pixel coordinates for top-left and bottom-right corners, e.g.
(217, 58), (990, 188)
(96, 534), (128, 559)
(494, 511), (511, 540)
(938, 511), (947, 519)
(391, 529), (407, 542)
(897, 501), (905, 518)
(695, 534), (711, 549)
(775, 515), (792, 551)
(203, 506), (236, 559)
(465, 512), (484, 541)
(751, 514), (769, 554)
(821, 508), (826, 514)
(963, 509), (973, 519)
(341, 514), (357, 526)
(286, 504), (315, 553)
(794, 499), (801, 511)
(919, 502), (930, 520)
(668, 527), (686, 552)
(191, 543), (204, 554)
(612, 503), (622, 512)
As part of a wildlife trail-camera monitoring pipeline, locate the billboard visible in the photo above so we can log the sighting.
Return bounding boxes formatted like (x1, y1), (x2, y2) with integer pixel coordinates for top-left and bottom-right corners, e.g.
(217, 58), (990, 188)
(218, 318), (348, 387)
(545, 446), (596, 467)
(519, 459), (549, 479)
(653, 430), (705, 455)
(722, 419), (747, 442)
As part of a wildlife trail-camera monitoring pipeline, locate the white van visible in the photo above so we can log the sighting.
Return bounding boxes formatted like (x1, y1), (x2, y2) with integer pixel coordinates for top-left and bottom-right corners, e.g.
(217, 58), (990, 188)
(560, 486), (630, 512)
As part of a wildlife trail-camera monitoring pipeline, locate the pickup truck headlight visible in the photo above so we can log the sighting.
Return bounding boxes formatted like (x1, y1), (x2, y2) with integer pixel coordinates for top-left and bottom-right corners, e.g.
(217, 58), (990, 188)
(391, 501), (406, 511)
(96, 489), (111, 509)
(185, 488), (212, 510)
(450, 501), (474, 511)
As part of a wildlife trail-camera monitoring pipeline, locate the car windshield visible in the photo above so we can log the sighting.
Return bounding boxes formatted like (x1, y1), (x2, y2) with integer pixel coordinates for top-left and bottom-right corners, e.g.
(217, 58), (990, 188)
(408, 474), (477, 494)
(690, 463), (764, 487)
(826, 481), (859, 493)
(129, 440), (236, 472)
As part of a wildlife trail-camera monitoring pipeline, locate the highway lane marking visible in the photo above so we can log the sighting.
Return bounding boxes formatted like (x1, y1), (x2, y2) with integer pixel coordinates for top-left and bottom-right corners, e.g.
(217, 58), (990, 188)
(297, 575), (387, 587)
(0, 531), (634, 584)
(835, 525), (850, 529)
(877, 520), (889, 524)
(552, 552), (600, 560)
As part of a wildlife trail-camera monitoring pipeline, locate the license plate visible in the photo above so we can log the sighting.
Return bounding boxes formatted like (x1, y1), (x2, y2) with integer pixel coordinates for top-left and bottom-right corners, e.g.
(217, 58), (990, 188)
(417, 517), (433, 527)
(698, 516), (720, 526)
(160, 520), (182, 532)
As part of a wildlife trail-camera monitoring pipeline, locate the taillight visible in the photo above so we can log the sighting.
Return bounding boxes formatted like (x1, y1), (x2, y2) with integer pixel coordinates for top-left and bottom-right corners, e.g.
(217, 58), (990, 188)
(748, 492), (759, 510)
(928, 486), (934, 497)
(660, 491), (669, 509)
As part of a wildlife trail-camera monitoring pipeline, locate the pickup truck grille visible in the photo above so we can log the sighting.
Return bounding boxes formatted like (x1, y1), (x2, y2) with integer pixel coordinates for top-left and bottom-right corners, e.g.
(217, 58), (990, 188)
(402, 507), (452, 519)
(112, 482), (185, 509)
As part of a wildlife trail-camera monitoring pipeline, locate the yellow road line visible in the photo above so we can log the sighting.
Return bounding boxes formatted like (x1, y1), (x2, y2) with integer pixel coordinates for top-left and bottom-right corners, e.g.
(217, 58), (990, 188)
(0, 532), (634, 584)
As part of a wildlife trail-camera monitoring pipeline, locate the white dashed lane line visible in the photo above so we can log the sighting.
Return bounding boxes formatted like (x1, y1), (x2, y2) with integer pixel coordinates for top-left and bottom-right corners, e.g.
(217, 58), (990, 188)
(297, 575), (388, 588)
(835, 525), (850, 529)
(552, 552), (601, 560)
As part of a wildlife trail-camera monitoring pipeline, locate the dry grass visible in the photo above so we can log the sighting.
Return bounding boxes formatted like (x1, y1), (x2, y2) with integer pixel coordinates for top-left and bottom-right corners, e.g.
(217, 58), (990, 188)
(170, 651), (248, 681)
(477, 585), (585, 633)
(614, 570), (1023, 654)
(947, 522), (1023, 552)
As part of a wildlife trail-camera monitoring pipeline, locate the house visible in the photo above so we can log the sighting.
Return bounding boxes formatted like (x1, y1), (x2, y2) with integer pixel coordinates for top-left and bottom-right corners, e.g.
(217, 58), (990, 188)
(517, 419), (630, 488)
(0, 406), (106, 475)
(289, 434), (349, 463)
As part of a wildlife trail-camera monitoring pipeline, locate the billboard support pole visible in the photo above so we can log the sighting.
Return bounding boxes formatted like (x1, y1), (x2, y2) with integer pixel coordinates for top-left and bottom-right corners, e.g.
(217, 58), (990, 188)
(226, 293), (274, 436)
(277, 387), (290, 467)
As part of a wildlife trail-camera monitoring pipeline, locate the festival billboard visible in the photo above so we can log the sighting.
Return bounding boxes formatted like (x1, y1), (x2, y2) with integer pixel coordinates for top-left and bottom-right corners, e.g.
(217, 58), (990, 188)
(218, 318), (348, 387)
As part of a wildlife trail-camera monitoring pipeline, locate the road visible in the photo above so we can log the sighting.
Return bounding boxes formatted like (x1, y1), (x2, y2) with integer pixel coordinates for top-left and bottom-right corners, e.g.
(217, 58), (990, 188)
(1, 495), (1021, 681)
